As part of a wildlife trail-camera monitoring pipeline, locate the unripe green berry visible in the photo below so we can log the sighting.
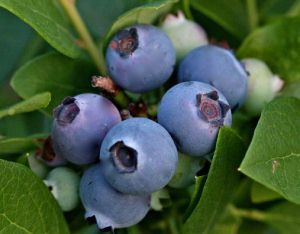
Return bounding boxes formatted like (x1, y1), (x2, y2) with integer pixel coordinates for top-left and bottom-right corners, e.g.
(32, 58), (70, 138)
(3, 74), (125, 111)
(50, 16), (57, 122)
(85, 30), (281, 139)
(44, 167), (80, 212)
(161, 11), (208, 62)
(241, 58), (284, 116)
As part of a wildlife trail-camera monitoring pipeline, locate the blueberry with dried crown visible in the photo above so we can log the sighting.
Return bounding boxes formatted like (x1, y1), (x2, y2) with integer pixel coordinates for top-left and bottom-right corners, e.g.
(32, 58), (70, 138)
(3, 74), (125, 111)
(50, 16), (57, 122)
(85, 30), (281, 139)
(178, 45), (248, 109)
(100, 117), (178, 195)
(106, 24), (176, 93)
(157, 81), (232, 157)
(52, 93), (121, 165)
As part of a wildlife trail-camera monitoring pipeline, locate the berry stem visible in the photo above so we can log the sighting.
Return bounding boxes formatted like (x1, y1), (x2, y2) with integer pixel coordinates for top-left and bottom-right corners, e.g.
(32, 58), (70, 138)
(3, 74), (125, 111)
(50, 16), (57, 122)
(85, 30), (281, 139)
(228, 205), (266, 222)
(59, 0), (107, 75)
(114, 91), (130, 108)
(246, 0), (258, 31)
(182, 0), (194, 20)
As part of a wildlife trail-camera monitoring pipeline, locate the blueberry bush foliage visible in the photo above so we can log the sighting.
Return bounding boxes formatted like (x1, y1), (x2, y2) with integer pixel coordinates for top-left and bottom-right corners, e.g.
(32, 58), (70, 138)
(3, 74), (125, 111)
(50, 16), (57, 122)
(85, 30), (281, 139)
(0, 0), (300, 233)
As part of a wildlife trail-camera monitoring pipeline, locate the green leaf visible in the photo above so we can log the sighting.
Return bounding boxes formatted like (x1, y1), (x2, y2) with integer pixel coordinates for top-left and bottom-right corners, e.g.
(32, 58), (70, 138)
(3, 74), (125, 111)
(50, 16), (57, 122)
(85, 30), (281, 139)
(77, 0), (149, 38)
(237, 219), (278, 234)
(251, 181), (282, 203)
(0, 92), (51, 119)
(211, 206), (242, 234)
(263, 201), (300, 233)
(239, 97), (300, 204)
(232, 202), (300, 234)
(104, 0), (177, 47)
(183, 127), (246, 234)
(11, 53), (96, 115)
(237, 17), (300, 82)
(0, 159), (69, 233)
(190, 0), (250, 39)
(168, 153), (205, 189)
(0, 8), (34, 83)
(288, 1), (300, 16)
(280, 80), (300, 99)
(0, 0), (80, 58)
(258, 0), (298, 20)
(183, 176), (207, 221)
(0, 135), (45, 155)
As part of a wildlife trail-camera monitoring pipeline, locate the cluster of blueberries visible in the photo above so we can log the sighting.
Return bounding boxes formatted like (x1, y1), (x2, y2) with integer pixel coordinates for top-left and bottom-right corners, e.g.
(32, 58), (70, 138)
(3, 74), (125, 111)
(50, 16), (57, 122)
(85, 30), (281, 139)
(48, 21), (250, 231)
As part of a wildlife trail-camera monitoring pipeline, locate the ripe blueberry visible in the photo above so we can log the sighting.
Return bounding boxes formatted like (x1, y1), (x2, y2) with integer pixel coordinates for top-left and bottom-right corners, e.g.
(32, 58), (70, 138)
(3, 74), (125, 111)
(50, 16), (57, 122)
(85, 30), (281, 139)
(178, 45), (248, 109)
(79, 164), (150, 230)
(52, 94), (121, 165)
(106, 24), (176, 93)
(157, 81), (232, 157)
(36, 136), (67, 167)
(100, 117), (178, 195)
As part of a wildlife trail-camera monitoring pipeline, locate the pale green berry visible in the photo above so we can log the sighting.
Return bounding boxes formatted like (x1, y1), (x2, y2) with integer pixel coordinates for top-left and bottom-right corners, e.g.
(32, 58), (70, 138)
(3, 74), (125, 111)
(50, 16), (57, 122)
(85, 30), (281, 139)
(241, 58), (284, 116)
(44, 167), (80, 212)
(161, 10), (208, 62)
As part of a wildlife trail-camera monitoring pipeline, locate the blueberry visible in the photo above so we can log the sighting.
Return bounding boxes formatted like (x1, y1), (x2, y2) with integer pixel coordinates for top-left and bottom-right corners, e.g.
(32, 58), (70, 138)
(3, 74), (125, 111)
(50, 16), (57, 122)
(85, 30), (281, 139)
(100, 117), (178, 195)
(79, 164), (150, 230)
(44, 167), (80, 212)
(36, 136), (67, 167)
(52, 94), (121, 165)
(178, 45), (248, 109)
(106, 24), (176, 93)
(157, 81), (232, 157)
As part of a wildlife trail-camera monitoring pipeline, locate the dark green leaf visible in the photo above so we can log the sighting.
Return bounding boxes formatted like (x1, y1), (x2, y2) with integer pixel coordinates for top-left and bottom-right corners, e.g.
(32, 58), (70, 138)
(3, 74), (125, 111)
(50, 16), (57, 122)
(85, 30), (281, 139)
(10, 53), (96, 115)
(0, 159), (69, 233)
(239, 97), (300, 204)
(0, 92), (51, 119)
(104, 0), (177, 46)
(183, 176), (207, 221)
(211, 206), (242, 234)
(0, 111), (52, 138)
(0, 0), (80, 58)
(168, 153), (205, 189)
(183, 127), (246, 234)
(258, 0), (297, 21)
(232, 202), (300, 234)
(288, 1), (300, 16)
(77, 0), (150, 38)
(0, 8), (33, 83)
(251, 181), (282, 203)
(0, 135), (45, 155)
(264, 201), (300, 233)
(237, 17), (300, 82)
(237, 219), (278, 234)
(190, 0), (250, 39)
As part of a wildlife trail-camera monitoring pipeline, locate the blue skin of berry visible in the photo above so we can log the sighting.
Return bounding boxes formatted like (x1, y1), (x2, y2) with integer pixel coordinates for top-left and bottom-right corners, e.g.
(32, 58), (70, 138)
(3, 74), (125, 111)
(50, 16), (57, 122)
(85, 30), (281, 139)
(178, 45), (248, 109)
(52, 93), (121, 165)
(157, 81), (232, 157)
(80, 164), (150, 230)
(100, 117), (178, 195)
(106, 24), (176, 93)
